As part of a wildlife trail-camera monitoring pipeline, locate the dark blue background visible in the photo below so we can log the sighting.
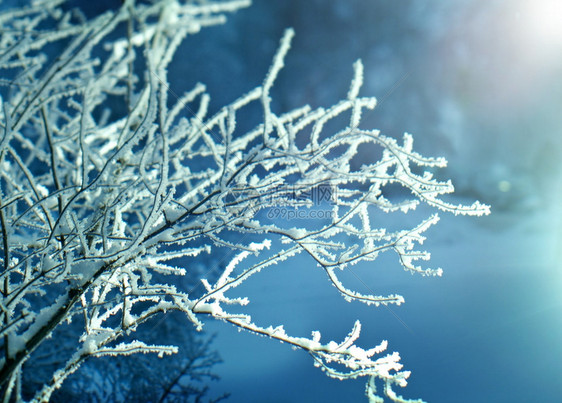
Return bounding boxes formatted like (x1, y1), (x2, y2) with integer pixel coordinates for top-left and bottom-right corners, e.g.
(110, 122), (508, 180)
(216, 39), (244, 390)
(186, 1), (562, 402)
(4, 0), (560, 401)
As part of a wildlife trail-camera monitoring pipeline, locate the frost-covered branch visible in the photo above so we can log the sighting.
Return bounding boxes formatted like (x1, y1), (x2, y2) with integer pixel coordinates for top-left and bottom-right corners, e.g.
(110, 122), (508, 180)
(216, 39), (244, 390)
(0, 0), (488, 401)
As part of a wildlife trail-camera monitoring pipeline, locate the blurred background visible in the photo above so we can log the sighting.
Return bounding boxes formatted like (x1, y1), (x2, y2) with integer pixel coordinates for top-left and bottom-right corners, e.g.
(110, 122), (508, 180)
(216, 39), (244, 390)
(174, 0), (562, 214)
(4, 0), (560, 401)
(176, 0), (562, 402)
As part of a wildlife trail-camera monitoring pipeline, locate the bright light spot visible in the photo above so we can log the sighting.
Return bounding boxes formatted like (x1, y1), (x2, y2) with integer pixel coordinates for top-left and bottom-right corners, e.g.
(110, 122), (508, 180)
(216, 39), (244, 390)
(498, 180), (511, 193)
(517, 0), (562, 53)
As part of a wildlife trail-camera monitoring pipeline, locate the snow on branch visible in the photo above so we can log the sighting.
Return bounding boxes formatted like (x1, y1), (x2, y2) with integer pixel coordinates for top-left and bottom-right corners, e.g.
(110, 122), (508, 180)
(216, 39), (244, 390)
(0, 0), (488, 402)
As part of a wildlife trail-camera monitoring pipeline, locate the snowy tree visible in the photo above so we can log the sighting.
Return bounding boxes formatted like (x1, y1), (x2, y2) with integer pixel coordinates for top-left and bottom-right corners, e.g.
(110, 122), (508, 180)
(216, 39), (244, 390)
(0, 0), (489, 401)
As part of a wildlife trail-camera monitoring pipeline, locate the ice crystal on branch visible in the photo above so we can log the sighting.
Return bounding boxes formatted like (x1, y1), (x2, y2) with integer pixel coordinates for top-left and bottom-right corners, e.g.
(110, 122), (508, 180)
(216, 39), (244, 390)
(0, 0), (489, 401)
